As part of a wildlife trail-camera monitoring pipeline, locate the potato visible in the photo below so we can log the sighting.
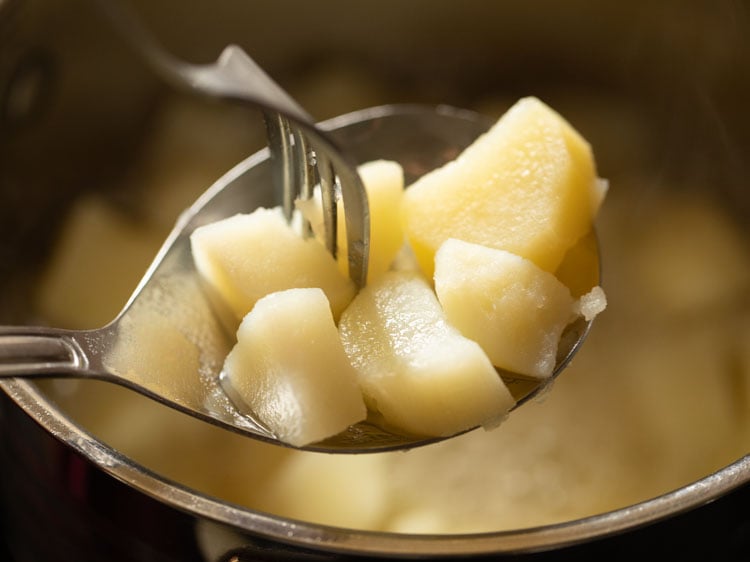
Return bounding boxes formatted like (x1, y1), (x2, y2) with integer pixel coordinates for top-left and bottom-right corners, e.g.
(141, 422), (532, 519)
(434, 238), (578, 378)
(223, 288), (366, 447)
(339, 271), (514, 436)
(190, 208), (355, 321)
(402, 96), (606, 278)
(297, 159), (405, 284)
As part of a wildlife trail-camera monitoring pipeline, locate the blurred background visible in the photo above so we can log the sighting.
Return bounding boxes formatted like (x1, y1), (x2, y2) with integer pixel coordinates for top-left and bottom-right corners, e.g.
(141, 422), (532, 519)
(1, 0), (749, 559)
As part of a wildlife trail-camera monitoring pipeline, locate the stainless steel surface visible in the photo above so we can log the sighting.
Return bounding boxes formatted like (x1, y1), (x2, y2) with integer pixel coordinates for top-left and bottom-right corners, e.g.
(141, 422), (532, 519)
(0, 104), (597, 453)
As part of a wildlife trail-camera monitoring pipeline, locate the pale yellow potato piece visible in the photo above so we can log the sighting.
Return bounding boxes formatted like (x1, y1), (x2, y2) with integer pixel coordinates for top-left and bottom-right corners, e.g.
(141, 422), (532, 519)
(339, 271), (515, 437)
(402, 96), (605, 278)
(223, 288), (366, 447)
(35, 196), (163, 329)
(297, 159), (405, 284)
(356, 160), (405, 282)
(190, 208), (355, 321)
(434, 239), (578, 379)
(252, 452), (389, 529)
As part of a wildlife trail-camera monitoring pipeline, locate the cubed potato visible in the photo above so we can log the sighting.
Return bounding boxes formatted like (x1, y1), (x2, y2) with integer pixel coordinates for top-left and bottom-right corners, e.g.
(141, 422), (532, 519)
(435, 238), (579, 379)
(402, 96), (605, 278)
(190, 208), (355, 321)
(223, 288), (366, 447)
(339, 271), (514, 436)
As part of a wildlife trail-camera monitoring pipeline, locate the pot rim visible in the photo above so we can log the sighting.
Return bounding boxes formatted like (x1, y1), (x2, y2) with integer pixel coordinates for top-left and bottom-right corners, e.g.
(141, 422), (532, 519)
(3, 104), (750, 558)
(4, 377), (749, 558)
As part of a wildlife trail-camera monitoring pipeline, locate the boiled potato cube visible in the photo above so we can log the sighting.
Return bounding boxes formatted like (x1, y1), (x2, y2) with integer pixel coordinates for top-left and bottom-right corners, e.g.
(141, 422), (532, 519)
(402, 96), (606, 278)
(434, 239), (578, 379)
(190, 208), (355, 321)
(355, 160), (405, 282)
(223, 288), (366, 447)
(339, 271), (515, 436)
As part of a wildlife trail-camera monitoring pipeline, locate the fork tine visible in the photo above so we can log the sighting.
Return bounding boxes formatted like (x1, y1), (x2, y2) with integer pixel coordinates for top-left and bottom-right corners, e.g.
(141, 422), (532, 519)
(315, 151), (339, 259)
(100, 0), (368, 285)
(265, 113), (340, 263)
(97, 0), (365, 275)
(335, 163), (369, 288)
(263, 112), (296, 222)
(291, 128), (316, 239)
(292, 129), (315, 201)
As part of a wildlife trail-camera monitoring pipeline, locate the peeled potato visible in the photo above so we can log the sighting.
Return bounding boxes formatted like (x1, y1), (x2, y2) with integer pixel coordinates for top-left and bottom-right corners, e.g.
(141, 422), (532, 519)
(223, 288), (366, 447)
(402, 96), (606, 278)
(190, 208), (355, 321)
(339, 271), (515, 436)
(435, 238), (578, 379)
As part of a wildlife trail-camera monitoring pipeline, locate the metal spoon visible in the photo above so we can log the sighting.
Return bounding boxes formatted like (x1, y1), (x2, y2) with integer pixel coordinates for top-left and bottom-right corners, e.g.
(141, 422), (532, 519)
(0, 104), (598, 453)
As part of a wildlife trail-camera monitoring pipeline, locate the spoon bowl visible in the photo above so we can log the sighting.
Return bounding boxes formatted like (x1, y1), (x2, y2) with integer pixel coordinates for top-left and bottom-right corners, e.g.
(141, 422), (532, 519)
(0, 104), (598, 453)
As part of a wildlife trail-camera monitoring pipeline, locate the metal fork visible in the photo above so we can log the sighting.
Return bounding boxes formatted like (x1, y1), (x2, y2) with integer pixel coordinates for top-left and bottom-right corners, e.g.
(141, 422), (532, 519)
(97, 0), (369, 287)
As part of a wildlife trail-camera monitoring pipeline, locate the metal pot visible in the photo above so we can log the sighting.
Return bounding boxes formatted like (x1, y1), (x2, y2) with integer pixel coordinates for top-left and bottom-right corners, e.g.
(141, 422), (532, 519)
(1, 0), (749, 559)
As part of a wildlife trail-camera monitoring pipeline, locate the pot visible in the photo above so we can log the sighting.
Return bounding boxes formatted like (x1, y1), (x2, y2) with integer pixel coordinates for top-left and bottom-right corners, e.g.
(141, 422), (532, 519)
(1, 0), (749, 560)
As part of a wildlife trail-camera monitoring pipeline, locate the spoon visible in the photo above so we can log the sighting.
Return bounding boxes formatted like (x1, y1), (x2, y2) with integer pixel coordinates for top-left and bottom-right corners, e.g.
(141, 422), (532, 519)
(0, 104), (598, 453)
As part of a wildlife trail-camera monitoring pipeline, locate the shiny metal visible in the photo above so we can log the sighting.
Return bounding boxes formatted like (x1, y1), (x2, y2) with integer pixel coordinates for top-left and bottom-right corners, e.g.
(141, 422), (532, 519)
(0, 104), (598, 454)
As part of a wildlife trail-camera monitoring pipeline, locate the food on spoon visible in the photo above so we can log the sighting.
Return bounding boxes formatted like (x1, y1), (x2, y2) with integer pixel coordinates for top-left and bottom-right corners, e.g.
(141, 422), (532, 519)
(355, 160), (406, 283)
(402, 96), (607, 278)
(222, 287), (366, 447)
(338, 271), (515, 437)
(190, 96), (606, 446)
(296, 159), (405, 284)
(190, 208), (355, 321)
(435, 238), (583, 379)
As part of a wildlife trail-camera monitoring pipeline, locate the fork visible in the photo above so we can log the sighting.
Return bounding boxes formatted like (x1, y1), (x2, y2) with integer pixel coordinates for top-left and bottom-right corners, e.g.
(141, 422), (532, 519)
(97, 0), (370, 287)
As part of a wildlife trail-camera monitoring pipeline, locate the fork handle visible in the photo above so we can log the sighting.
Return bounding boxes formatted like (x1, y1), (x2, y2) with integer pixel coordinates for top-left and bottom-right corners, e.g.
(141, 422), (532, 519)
(0, 327), (92, 377)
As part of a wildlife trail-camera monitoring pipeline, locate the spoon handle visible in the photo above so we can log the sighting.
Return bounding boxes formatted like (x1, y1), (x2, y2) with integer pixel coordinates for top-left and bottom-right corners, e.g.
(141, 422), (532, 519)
(0, 326), (96, 377)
